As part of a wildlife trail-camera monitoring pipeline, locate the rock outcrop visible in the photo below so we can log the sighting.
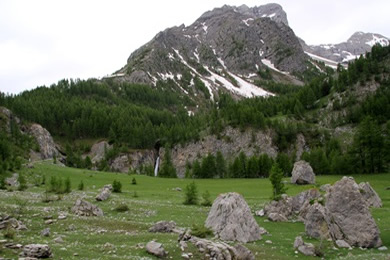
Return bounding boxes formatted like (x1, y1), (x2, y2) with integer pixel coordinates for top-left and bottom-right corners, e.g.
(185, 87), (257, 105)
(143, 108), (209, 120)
(29, 123), (60, 160)
(88, 141), (112, 164)
(110, 150), (156, 173)
(325, 177), (382, 248)
(0, 215), (27, 231)
(21, 244), (52, 258)
(359, 182), (382, 208)
(264, 194), (293, 221)
(291, 160), (315, 185)
(205, 192), (262, 243)
(71, 199), (103, 217)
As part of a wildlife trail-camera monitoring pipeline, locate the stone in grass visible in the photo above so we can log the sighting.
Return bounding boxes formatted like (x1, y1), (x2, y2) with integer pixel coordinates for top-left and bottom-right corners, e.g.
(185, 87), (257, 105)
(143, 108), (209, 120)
(378, 246), (388, 251)
(71, 199), (103, 217)
(148, 221), (176, 233)
(41, 228), (50, 237)
(21, 244), (53, 258)
(146, 241), (167, 258)
(293, 236), (315, 256)
(291, 160), (315, 185)
(336, 240), (352, 249)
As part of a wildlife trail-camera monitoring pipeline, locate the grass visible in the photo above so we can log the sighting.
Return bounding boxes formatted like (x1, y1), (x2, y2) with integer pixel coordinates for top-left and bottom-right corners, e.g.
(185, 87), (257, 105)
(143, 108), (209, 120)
(0, 162), (389, 259)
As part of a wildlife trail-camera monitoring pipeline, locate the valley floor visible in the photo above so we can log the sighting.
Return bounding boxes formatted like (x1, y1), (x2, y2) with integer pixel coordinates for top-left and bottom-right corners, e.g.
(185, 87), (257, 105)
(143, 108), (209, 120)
(0, 162), (389, 259)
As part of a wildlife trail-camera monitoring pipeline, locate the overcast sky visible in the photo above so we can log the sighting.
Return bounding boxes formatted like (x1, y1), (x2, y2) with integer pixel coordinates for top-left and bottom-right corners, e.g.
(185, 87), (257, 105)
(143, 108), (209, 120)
(1, 0), (389, 94)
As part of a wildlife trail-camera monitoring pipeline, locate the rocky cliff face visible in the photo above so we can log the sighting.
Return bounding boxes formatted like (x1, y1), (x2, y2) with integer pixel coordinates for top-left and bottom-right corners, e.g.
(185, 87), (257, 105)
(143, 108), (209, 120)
(161, 127), (277, 177)
(114, 4), (307, 100)
(302, 32), (389, 67)
(29, 124), (60, 160)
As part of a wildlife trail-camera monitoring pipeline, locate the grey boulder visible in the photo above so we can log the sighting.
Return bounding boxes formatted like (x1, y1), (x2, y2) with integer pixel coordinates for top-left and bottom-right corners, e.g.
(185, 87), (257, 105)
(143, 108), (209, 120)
(149, 221), (176, 233)
(146, 241), (167, 258)
(21, 244), (52, 258)
(291, 160), (315, 185)
(205, 192), (262, 243)
(359, 182), (382, 208)
(71, 199), (103, 217)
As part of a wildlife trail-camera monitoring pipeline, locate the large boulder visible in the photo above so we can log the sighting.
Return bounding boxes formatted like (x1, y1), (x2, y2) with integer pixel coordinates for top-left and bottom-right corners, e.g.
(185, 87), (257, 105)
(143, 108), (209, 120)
(21, 244), (52, 258)
(325, 177), (382, 248)
(359, 182), (382, 208)
(71, 199), (103, 217)
(29, 124), (60, 160)
(264, 194), (293, 222)
(205, 192), (262, 243)
(291, 160), (315, 185)
(304, 202), (330, 239)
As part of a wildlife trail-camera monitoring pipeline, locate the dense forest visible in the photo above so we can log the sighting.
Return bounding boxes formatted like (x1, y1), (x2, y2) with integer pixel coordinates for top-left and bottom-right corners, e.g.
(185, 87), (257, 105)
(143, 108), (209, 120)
(0, 44), (389, 177)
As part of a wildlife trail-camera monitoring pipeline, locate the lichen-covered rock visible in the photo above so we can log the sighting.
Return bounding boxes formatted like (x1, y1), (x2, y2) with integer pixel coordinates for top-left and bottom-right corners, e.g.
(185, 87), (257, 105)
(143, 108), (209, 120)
(359, 182), (382, 208)
(205, 192), (262, 243)
(325, 177), (382, 248)
(291, 160), (315, 184)
(146, 241), (167, 258)
(304, 202), (330, 239)
(21, 244), (52, 258)
(149, 221), (176, 233)
(71, 199), (103, 217)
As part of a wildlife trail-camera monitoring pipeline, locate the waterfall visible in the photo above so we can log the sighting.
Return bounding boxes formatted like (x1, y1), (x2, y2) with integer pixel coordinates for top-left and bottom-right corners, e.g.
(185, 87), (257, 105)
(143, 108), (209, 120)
(154, 156), (160, 177)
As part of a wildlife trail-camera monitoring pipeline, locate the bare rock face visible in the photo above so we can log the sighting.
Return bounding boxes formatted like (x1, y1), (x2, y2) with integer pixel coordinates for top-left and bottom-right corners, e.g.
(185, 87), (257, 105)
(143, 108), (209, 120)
(291, 160), (315, 185)
(29, 123), (59, 160)
(146, 241), (167, 258)
(205, 192), (262, 243)
(88, 141), (112, 164)
(110, 150), (156, 173)
(149, 221), (176, 233)
(21, 244), (52, 258)
(359, 182), (382, 208)
(325, 177), (382, 248)
(71, 199), (103, 217)
(264, 194), (293, 222)
(304, 202), (330, 239)
(95, 186), (111, 201)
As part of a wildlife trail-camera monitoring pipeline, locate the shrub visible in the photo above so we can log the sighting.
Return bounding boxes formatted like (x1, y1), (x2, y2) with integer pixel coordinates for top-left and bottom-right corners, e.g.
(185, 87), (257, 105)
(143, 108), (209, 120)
(114, 204), (129, 212)
(112, 180), (122, 193)
(201, 190), (212, 206)
(131, 177), (137, 185)
(191, 224), (213, 238)
(78, 180), (84, 191)
(269, 162), (287, 200)
(132, 191), (138, 198)
(0, 176), (6, 190)
(18, 174), (27, 191)
(64, 177), (71, 193)
(184, 181), (198, 205)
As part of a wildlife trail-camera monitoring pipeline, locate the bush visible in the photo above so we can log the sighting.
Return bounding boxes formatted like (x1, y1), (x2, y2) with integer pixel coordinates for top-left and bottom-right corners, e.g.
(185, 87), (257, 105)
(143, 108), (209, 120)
(0, 176), (6, 190)
(191, 224), (213, 238)
(131, 177), (137, 185)
(64, 177), (71, 193)
(78, 180), (84, 191)
(114, 204), (129, 212)
(201, 190), (212, 206)
(18, 174), (27, 191)
(184, 181), (198, 205)
(112, 180), (122, 193)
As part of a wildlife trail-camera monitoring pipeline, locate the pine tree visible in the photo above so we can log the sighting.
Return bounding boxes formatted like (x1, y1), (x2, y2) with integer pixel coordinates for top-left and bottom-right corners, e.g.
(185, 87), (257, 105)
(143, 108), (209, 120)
(159, 145), (177, 178)
(215, 151), (227, 178)
(269, 163), (286, 200)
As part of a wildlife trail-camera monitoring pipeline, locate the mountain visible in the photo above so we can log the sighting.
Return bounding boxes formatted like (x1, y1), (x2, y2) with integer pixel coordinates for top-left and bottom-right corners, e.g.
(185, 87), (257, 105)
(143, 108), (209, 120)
(301, 32), (389, 68)
(112, 4), (312, 100)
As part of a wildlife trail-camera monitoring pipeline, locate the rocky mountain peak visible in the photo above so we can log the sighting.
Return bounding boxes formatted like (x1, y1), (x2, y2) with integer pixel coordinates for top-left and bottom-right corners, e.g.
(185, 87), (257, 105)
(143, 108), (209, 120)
(347, 31), (389, 47)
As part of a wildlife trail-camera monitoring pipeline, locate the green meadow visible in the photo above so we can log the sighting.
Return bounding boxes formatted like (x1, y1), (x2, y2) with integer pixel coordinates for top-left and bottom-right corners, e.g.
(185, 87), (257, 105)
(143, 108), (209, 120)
(1, 162), (389, 259)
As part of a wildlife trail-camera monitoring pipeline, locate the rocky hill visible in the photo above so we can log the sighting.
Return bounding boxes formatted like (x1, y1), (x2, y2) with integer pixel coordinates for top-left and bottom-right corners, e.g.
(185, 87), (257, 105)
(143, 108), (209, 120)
(112, 4), (310, 100)
(301, 32), (389, 68)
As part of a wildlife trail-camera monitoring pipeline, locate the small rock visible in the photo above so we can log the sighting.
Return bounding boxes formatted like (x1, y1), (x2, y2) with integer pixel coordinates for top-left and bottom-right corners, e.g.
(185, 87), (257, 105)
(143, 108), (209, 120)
(41, 228), (50, 237)
(73, 252), (79, 256)
(378, 246), (388, 251)
(43, 215), (53, 220)
(54, 237), (64, 244)
(298, 243), (315, 256)
(149, 221), (176, 233)
(265, 240), (272, 244)
(146, 241), (167, 258)
(336, 240), (352, 249)
(66, 224), (76, 231)
(44, 219), (55, 225)
(255, 209), (265, 217)
(259, 227), (268, 235)
(293, 236), (304, 249)
(181, 253), (190, 259)
(58, 214), (67, 220)
(268, 212), (288, 222)
(173, 187), (182, 191)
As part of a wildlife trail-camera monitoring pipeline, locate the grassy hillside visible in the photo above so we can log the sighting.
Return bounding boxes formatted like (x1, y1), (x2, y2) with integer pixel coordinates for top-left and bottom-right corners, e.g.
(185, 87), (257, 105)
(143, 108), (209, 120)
(1, 162), (389, 259)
